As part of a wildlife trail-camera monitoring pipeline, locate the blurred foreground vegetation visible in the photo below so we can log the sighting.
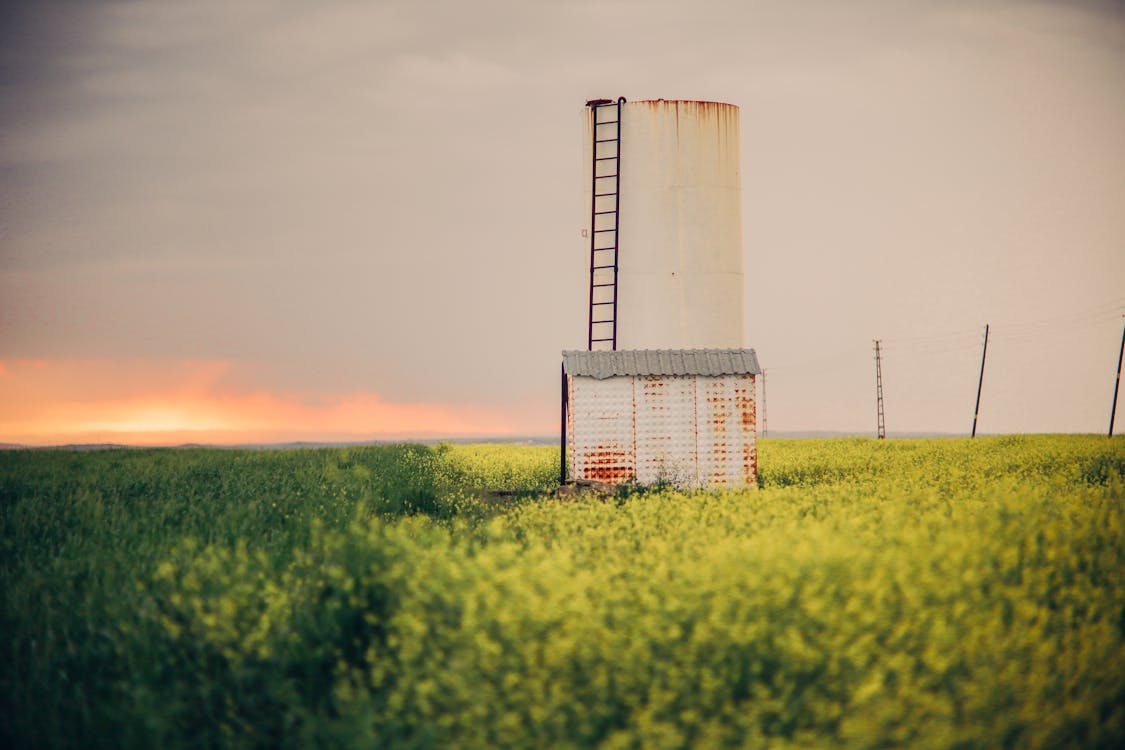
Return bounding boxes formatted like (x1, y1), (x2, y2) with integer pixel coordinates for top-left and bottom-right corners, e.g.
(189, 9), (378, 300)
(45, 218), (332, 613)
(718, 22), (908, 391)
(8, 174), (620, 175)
(1, 436), (1123, 748)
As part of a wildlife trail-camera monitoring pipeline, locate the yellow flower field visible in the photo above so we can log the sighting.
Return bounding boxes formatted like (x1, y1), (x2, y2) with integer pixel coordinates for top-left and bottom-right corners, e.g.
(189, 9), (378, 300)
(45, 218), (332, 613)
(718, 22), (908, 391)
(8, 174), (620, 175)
(1, 436), (1122, 748)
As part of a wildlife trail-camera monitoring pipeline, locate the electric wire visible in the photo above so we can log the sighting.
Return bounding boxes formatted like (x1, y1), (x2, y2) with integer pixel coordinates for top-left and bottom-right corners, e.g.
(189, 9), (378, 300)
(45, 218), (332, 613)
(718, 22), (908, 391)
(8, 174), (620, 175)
(760, 297), (1123, 374)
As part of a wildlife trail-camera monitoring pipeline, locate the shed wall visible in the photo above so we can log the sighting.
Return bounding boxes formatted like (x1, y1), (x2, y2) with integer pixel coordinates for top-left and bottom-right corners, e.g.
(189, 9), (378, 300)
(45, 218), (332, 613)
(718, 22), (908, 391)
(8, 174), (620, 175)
(568, 375), (635, 484)
(635, 375), (698, 486)
(696, 373), (757, 487)
(567, 373), (757, 488)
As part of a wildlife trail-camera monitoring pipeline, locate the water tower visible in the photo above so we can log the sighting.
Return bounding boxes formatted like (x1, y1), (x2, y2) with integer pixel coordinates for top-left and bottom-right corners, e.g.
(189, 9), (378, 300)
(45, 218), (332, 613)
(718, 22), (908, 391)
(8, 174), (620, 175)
(561, 98), (761, 489)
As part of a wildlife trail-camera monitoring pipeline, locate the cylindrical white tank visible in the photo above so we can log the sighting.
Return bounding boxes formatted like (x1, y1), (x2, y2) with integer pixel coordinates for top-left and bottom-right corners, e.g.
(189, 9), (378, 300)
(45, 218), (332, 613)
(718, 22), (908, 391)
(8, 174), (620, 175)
(581, 99), (744, 350)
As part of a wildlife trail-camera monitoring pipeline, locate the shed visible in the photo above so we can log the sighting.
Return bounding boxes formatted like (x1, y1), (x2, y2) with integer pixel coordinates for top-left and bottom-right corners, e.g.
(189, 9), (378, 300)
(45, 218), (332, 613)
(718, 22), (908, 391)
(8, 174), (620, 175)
(561, 348), (761, 489)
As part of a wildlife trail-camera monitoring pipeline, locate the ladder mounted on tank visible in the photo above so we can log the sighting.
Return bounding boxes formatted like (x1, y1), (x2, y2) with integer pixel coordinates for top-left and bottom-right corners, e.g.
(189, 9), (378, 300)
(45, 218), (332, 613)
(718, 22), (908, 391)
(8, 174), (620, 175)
(586, 97), (625, 351)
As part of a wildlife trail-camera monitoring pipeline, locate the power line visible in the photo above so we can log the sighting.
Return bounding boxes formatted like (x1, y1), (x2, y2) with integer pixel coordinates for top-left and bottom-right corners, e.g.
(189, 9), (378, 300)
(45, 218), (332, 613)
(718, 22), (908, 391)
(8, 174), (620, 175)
(755, 299), (1121, 434)
(881, 296), (1125, 350)
(882, 328), (982, 348)
(991, 298), (1125, 338)
(881, 340), (983, 358)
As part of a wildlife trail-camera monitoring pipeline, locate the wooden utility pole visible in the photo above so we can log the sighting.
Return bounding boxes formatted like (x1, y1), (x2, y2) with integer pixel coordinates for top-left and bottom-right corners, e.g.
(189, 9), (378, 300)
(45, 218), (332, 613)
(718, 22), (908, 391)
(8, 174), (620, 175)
(874, 340), (886, 439)
(761, 368), (768, 438)
(1110, 319), (1124, 437)
(971, 324), (990, 438)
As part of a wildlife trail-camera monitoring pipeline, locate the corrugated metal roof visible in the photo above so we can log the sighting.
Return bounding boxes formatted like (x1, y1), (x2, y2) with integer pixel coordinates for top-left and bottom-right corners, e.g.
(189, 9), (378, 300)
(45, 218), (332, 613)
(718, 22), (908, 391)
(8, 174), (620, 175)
(562, 349), (761, 379)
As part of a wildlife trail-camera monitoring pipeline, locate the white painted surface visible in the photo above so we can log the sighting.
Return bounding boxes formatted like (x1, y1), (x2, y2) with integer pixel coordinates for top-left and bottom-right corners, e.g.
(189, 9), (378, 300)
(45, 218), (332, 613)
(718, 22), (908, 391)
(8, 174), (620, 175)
(695, 373), (757, 488)
(582, 100), (745, 350)
(567, 375), (635, 484)
(568, 372), (757, 488)
(634, 375), (698, 486)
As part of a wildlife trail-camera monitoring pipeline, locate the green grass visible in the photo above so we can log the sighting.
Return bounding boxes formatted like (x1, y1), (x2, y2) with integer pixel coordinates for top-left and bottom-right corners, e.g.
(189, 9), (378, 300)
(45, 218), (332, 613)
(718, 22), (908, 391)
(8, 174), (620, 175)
(1, 436), (1123, 748)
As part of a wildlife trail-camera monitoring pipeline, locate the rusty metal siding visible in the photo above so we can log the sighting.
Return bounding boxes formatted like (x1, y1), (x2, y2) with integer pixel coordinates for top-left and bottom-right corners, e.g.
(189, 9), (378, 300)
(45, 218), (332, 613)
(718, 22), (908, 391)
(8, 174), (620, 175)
(567, 375), (636, 484)
(635, 375), (698, 487)
(695, 373), (757, 488)
(568, 372), (758, 489)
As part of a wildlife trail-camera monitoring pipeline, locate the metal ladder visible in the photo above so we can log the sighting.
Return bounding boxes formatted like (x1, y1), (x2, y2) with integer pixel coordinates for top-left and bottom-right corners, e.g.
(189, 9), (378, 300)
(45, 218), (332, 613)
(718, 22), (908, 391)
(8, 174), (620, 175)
(587, 97), (625, 351)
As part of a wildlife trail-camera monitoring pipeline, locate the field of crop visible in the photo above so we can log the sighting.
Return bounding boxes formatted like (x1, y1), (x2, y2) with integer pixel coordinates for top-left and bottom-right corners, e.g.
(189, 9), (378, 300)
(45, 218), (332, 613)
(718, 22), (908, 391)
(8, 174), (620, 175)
(1, 436), (1123, 748)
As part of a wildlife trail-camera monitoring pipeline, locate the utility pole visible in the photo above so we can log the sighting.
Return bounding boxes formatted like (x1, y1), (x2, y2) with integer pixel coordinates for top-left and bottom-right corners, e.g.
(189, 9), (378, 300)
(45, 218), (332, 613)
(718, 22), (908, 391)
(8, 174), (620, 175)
(874, 340), (886, 439)
(560, 363), (568, 484)
(1110, 319), (1124, 437)
(761, 368), (768, 438)
(971, 324), (990, 438)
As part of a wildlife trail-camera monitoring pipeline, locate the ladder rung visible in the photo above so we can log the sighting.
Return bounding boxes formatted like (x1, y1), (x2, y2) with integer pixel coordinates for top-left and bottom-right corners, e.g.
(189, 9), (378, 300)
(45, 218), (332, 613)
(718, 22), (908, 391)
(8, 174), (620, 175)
(593, 209), (617, 215)
(593, 192), (618, 197)
(594, 156), (618, 161)
(595, 120), (619, 125)
(592, 282), (616, 287)
(595, 173), (618, 179)
(594, 138), (618, 143)
(593, 228), (616, 233)
(592, 264), (617, 270)
(591, 301), (615, 306)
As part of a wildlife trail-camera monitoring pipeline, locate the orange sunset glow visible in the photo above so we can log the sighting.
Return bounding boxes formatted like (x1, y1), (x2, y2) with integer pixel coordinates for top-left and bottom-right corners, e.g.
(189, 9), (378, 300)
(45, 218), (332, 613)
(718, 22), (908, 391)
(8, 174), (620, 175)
(0, 359), (542, 446)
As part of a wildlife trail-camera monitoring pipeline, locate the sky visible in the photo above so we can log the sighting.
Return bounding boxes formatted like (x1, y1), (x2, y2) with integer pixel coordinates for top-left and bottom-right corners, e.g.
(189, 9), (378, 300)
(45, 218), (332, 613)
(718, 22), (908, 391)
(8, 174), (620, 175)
(2, 0), (1124, 445)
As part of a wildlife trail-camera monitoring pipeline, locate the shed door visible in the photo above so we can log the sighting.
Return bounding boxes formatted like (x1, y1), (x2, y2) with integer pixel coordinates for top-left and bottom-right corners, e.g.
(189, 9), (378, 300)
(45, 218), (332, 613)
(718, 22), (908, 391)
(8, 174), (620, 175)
(568, 376), (636, 484)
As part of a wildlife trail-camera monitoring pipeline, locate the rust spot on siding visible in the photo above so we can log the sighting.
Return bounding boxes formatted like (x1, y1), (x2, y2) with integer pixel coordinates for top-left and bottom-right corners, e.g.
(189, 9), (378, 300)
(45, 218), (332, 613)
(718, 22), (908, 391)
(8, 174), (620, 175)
(742, 443), (758, 484)
(584, 445), (634, 484)
(738, 397), (755, 428)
